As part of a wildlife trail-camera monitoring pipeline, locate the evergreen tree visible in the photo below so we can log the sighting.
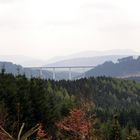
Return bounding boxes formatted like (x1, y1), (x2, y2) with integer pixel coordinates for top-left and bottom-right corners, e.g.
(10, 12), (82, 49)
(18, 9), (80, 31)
(109, 115), (121, 140)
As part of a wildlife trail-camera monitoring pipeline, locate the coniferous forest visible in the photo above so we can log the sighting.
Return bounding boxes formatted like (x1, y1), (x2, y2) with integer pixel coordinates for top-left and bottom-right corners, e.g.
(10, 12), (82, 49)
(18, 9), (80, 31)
(0, 70), (140, 140)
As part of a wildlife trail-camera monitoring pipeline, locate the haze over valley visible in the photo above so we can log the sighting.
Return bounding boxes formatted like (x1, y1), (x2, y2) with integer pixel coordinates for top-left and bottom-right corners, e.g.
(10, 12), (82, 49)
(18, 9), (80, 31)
(0, 50), (140, 80)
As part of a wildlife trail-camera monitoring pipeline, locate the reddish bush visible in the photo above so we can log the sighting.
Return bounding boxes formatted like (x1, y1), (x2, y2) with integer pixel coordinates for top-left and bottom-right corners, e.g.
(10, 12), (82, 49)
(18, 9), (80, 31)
(36, 124), (49, 140)
(56, 108), (91, 140)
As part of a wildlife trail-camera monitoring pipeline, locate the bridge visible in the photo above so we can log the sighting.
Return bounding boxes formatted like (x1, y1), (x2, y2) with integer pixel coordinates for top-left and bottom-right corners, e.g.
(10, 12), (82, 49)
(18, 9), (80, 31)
(26, 66), (95, 80)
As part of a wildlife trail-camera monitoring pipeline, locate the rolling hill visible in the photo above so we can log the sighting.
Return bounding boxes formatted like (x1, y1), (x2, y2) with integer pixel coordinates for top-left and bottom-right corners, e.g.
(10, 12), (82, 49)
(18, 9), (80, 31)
(86, 56), (140, 77)
(0, 61), (52, 79)
(46, 55), (130, 67)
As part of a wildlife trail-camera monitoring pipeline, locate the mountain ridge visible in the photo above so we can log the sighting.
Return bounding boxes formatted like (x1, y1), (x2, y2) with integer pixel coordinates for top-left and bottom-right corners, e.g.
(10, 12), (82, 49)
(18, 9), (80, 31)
(86, 56), (140, 78)
(45, 55), (130, 67)
(0, 49), (139, 67)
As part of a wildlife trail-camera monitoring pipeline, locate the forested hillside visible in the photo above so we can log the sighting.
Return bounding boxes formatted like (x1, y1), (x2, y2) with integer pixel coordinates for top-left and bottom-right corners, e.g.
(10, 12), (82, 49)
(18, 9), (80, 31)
(0, 61), (52, 79)
(127, 76), (140, 83)
(86, 56), (140, 77)
(0, 71), (140, 139)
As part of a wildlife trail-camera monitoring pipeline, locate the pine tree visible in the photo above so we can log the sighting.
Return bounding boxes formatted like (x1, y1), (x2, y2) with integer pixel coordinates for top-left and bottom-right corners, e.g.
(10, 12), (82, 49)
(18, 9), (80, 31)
(109, 115), (121, 140)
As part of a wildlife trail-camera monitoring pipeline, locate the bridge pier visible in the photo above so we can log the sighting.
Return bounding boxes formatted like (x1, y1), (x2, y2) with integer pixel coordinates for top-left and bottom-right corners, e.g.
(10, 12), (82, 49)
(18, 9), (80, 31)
(69, 67), (72, 80)
(53, 68), (56, 80)
(25, 66), (95, 81)
(39, 68), (43, 78)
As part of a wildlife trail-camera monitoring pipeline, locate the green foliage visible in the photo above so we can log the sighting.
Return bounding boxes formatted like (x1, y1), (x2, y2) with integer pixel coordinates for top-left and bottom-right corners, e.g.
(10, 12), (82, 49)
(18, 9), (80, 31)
(108, 115), (121, 140)
(0, 73), (140, 139)
(0, 74), (76, 137)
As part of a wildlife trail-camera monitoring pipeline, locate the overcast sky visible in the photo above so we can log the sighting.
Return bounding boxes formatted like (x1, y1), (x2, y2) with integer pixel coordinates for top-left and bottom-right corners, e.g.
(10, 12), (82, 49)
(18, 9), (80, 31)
(0, 0), (140, 60)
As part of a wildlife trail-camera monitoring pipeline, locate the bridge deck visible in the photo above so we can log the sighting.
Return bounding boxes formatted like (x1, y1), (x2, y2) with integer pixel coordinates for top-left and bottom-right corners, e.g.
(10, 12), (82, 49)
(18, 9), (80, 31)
(25, 66), (95, 69)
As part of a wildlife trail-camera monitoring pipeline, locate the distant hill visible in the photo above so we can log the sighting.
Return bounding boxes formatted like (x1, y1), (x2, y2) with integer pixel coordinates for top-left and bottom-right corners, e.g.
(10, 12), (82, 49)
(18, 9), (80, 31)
(46, 55), (130, 67)
(86, 56), (140, 77)
(0, 49), (139, 67)
(47, 49), (139, 63)
(0, 61), (82, 80)
(0, 61), (52, 79)
(127, 76), (140, 83)
(0, 55), (46, 67)
(1, 55), (140, 80)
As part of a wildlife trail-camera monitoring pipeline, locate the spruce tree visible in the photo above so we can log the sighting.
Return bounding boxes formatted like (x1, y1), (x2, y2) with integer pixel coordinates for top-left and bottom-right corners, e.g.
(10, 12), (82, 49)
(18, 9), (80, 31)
(109, 114), (121, 140)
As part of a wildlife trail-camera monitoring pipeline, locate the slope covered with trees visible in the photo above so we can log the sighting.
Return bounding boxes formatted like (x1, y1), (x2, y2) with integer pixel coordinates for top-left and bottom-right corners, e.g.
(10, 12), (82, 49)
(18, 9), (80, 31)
(0, 71), (140, 139)
(127, 76), (140, 83)
(86, 56), (140, 77)
(0, 61), (52, 79)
